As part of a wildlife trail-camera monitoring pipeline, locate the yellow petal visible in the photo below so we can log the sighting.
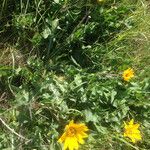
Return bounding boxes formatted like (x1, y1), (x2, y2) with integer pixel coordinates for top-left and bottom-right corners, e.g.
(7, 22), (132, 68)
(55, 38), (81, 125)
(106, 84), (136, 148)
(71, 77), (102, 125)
(124, 133), (127, 137)
(129, 119), (134, 125)
(58, 132), (66, 143)
(133, 123), (140, 129)
(131, 138), (136, 143)
(124, 121), (127, 129)
(69, 137), (79, 150)
(64, 137), (70, 150)
(79, 131), (88, 138)
(64, 137), (79, 150)
(76, 134), (85, 144)
(69, 120), (74, 125)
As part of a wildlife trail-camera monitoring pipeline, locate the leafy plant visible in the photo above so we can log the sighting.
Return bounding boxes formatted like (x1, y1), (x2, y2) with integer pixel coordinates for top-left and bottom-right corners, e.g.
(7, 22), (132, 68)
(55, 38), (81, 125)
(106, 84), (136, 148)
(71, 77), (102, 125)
(0, 0), (150, 150)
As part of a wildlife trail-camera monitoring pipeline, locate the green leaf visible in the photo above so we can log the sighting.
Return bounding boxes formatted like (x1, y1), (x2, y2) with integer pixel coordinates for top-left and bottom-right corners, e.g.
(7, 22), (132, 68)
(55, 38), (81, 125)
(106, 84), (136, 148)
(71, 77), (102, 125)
(54, 0), (59, 4)
(42, 26), (51, 39)
(52, 19), (59, 31)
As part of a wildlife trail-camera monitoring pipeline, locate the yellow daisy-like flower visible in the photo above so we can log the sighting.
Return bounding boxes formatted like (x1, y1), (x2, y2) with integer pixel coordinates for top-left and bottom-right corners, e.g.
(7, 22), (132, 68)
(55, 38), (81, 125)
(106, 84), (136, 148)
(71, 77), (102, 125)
(122, 68), (134, 81)
(124, 119), (142, 143)
(58, 120), (89, 150)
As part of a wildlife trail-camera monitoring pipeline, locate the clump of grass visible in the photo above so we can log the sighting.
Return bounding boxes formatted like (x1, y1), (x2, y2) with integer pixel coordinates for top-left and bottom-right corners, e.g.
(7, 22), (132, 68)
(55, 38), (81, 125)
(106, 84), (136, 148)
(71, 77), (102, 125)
(0, 44), (25, 66)
(107, 0), (150, 77)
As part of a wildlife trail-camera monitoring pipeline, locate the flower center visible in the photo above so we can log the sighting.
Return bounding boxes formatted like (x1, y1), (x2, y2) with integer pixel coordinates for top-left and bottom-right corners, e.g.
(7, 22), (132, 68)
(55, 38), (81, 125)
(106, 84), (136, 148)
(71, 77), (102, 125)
(67, 127), (76, 137)
(125, 73), (130, 77)
(126, 128), (134, 135)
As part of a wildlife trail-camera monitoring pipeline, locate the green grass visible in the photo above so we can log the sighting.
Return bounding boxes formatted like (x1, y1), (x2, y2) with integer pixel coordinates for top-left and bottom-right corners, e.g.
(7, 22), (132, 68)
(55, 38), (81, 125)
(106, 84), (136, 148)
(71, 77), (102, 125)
(0, 0), (150, 150)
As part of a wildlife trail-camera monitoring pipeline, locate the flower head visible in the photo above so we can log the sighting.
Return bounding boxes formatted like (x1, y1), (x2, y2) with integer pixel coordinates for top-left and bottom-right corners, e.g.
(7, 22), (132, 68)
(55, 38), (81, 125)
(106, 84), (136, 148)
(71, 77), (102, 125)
(124, 119), (142, 143)
(122, 68), (134, 81)
(58, 120), (89, 150)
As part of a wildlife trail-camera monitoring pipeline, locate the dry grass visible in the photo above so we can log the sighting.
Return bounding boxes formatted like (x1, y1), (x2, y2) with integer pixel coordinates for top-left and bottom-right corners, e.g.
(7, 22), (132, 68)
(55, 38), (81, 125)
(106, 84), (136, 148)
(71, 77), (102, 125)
(0, 44), (25, 67)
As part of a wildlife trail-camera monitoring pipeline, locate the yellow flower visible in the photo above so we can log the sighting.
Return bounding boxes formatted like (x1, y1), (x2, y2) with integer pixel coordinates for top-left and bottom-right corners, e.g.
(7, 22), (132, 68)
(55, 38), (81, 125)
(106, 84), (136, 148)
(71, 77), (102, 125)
(124, 119), (142, 143)
(58, 120), (89, 150)
(122, 68), (134, 81)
